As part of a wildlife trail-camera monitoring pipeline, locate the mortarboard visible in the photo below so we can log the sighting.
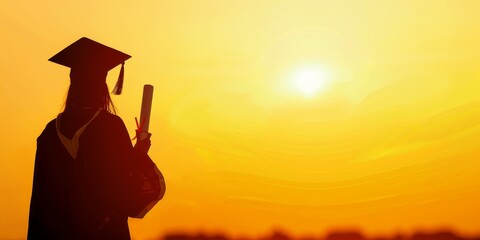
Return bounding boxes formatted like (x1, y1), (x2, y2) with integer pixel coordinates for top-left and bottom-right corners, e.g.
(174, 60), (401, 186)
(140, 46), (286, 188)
(49, 37), (131, 95)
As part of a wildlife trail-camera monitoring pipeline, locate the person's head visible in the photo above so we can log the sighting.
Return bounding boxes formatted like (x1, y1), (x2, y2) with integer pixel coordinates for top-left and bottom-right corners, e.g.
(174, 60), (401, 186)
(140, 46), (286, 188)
(49, 37), (131, 114)
(65, 68), (116, 113)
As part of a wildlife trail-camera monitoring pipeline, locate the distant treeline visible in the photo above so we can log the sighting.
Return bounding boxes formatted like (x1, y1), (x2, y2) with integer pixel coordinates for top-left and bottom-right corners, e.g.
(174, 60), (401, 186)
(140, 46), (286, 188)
(162, 230), (480, 240)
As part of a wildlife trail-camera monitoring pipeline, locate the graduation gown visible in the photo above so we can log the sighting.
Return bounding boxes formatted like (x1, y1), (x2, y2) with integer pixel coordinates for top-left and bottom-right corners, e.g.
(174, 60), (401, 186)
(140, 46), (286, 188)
(28, 109), (165, 240)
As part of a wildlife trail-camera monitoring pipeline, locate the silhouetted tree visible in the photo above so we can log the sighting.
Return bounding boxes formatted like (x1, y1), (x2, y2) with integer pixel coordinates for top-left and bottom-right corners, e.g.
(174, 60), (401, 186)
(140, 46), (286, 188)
(325, 231), (364, 240)
(161, 229), (480, 240)
(410, 231), (464, 240)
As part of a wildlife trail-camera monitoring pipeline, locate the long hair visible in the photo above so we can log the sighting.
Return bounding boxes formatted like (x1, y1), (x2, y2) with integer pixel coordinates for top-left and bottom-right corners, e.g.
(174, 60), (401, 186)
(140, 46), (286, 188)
(64, 69), (117, 114)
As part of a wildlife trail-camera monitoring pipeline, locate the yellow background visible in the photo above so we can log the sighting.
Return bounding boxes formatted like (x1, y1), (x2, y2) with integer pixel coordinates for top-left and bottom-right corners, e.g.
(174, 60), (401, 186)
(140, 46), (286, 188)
(1, 1), (480, 239)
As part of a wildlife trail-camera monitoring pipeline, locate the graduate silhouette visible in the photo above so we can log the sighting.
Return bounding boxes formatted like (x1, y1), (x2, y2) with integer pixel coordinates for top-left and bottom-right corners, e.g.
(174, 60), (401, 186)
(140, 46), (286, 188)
(28, 37), (166, 240)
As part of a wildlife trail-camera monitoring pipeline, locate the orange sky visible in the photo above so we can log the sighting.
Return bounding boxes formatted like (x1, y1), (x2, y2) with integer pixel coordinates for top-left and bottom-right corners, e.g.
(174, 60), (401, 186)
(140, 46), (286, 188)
(1, 1), (480, 239)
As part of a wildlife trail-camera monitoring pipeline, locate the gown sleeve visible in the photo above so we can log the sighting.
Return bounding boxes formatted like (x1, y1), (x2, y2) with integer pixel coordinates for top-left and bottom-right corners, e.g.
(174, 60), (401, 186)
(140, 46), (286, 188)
(107, 115), (166, 219)
(28, 122), (73, 239)
(28, 135), (51, 239)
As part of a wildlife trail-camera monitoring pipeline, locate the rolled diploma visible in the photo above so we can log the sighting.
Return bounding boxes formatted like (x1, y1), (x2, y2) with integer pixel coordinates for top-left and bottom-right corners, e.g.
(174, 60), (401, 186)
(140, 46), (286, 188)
(138, 84), (154, 141)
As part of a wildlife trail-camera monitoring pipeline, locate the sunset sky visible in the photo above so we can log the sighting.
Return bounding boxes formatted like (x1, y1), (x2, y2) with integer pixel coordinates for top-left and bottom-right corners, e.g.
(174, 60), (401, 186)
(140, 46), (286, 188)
(1, 1), (480, 239)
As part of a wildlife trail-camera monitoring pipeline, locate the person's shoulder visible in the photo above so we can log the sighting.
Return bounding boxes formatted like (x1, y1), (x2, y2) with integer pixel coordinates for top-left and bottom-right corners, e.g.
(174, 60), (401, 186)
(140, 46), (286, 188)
(37, 118), (57, 141)
(98, 110), (122, 121)
(96, 110), (131, 140)
(97, 110), (126, 128)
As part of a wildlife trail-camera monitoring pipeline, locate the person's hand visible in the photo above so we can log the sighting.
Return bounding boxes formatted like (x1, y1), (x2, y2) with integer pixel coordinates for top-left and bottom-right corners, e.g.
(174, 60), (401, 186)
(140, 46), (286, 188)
(134, 132), (152, 153)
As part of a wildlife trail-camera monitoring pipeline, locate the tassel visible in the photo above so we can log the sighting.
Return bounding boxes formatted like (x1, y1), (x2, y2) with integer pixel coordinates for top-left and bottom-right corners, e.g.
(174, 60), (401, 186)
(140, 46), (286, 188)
(112, 62), (125, 95)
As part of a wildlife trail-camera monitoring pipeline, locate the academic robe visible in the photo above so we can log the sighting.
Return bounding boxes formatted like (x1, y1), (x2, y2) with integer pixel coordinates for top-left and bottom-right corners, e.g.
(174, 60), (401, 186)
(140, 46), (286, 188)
(28, 109), (165, 240)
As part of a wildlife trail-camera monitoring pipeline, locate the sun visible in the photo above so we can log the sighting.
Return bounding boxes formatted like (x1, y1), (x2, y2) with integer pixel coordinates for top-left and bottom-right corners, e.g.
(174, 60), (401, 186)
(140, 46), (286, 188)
(293, 66), (329, 97)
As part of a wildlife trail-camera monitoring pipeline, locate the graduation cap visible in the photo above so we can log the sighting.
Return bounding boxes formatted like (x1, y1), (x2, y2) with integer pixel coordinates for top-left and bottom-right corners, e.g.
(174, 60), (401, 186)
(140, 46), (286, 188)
(49, 37), (131, 95)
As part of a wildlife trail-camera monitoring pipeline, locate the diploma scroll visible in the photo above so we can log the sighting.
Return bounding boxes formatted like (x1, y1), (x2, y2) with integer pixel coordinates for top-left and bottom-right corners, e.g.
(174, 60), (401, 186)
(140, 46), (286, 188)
(138, 84), (154, 141)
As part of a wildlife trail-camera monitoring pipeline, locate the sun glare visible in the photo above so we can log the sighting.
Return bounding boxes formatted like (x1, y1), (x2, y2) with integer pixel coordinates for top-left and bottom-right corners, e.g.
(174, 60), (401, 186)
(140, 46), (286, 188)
(293, 67), (328, 97)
